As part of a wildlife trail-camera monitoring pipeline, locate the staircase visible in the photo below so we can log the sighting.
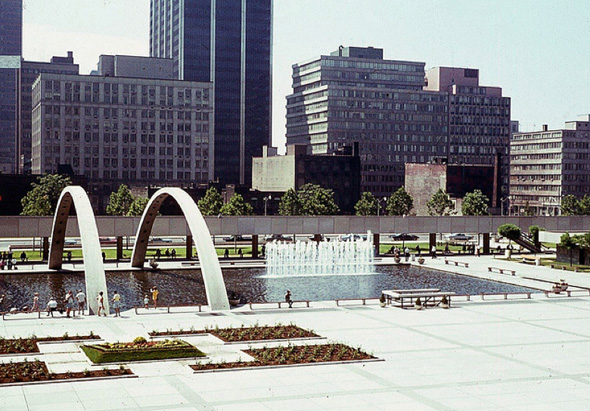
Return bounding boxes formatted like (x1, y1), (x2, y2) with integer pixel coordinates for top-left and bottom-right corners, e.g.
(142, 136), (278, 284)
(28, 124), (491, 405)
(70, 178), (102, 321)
(513, 233), (550, 253)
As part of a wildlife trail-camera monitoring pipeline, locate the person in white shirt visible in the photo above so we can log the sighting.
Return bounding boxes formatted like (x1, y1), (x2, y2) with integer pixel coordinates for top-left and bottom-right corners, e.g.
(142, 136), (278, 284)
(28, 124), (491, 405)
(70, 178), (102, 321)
(46, 298), (58, 317)
(76, 290), (86, 315)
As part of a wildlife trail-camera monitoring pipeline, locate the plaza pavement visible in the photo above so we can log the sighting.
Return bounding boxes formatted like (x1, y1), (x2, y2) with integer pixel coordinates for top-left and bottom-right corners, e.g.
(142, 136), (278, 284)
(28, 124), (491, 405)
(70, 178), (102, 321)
(2, 255), (590, 410)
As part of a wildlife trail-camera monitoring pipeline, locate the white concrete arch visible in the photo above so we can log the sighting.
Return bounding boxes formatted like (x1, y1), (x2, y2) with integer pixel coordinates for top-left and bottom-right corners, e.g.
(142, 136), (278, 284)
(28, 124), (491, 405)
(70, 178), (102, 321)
(48, 186), (109, 315)
(131, 188), (230, 311)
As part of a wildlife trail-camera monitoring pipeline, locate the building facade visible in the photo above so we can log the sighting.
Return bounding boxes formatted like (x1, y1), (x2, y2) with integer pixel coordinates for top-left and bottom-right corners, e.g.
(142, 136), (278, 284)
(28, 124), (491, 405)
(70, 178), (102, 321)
(425, 67), (511, 204)
(252, 144), (361, 214)
(150, 0), (272, 186)
(0, 0), (22, 173)
(31, 64), (214, 207)
(510, 116), (590, 216)
(285, 47), (449, 198)
(18, 53), (80, 174)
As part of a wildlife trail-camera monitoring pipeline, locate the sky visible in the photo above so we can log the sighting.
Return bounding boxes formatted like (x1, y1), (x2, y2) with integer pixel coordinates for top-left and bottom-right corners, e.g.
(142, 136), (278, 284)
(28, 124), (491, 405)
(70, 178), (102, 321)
(22, 0), (590, 151)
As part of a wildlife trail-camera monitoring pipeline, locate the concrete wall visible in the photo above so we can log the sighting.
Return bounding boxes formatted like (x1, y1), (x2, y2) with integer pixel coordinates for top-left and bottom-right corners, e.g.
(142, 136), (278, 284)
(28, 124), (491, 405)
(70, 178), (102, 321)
(405, 163), (446, 215)
(251, 154), (296, 191)
(2, 216), (590, 238)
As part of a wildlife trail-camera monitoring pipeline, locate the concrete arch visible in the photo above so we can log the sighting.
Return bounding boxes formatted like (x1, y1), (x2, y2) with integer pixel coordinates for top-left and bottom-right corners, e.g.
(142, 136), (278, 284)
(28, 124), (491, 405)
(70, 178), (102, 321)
(131, 188), (230, 311)
(48, 186), (109, 315)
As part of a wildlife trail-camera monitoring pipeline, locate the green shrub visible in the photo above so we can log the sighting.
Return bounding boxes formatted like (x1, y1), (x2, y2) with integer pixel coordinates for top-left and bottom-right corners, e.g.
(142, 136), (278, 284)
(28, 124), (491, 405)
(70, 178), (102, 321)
(498, 224), (521, 241)
(81, 340), (205, 364)
(133, 336), (147, 344)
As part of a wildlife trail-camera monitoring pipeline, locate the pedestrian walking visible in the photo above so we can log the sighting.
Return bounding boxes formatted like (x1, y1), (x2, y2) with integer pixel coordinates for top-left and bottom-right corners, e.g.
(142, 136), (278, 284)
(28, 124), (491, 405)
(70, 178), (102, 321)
(20, 251), (27, 262)
(111, 291), (121, 317)
(224, 248), (229, 259)
(171, 249), (176, 259)
(144, 295), (149, 309)
(97, 291), (106, 316)
(67, 251), (72, 262)
(76, 289), (86, 315)
(30, 292), (40, 312)
(65, 290), (76, 318)
(431, 245), (437, 259)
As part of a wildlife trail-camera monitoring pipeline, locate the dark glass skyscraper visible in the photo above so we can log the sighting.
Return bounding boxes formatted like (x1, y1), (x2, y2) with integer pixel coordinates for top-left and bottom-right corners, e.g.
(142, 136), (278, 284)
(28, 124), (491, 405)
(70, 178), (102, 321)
(150, 0), (272, 185)
(0, 0), (22, 173)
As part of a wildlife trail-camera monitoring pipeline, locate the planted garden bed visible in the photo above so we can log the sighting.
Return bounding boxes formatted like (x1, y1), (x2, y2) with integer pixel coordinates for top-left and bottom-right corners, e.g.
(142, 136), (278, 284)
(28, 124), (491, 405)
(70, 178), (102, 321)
(0, 333), (100, 355)
(149, 324), (319, 342)
(0, 359), (132, 384)
(191, 343), (375, 371)
(81, 337), (205, 363)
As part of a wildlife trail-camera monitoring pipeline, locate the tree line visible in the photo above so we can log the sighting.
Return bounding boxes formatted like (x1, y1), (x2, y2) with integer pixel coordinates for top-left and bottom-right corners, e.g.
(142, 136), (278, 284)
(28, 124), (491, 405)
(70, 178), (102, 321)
(19, 174), (490, 217)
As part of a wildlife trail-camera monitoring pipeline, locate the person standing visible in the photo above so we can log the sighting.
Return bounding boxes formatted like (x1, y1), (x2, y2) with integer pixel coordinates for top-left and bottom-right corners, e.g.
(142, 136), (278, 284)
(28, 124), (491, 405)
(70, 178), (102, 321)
(65, 290), (75, 318)
(285, 290), (293, 308)
(111, 291), (121, 317)
(144, 294), (149, 309)
(76, 289), (86, 315)
(431, 245), (437, 259)
(30, 292), (40, 312)
(171, 249), (176, 259)
(97, 291), (106, 316)
(20, 251), (27, 262)
(151, 286), (159, 308)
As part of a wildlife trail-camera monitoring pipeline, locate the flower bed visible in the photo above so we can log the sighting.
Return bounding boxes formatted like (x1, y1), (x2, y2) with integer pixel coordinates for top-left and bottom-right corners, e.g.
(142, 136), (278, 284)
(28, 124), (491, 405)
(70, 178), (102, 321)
(0, 359), (132, 384)
(81, 337), (205, 363)
(149, 324), (319, 342)
(191, 343), (375, 371)
(0, 333), (101, 355)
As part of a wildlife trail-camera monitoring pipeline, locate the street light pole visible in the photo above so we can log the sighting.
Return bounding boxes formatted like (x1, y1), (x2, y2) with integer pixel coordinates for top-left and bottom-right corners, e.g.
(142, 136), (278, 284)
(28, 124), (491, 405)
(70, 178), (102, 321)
(263, 195), (271, 216)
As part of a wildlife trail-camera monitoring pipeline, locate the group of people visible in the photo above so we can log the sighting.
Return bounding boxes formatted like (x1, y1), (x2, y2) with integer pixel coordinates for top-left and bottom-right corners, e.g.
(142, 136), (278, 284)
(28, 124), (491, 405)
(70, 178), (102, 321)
(0, 251), (18, 270)
(4, 287), (161, 317)
(154, 249), (176, 259)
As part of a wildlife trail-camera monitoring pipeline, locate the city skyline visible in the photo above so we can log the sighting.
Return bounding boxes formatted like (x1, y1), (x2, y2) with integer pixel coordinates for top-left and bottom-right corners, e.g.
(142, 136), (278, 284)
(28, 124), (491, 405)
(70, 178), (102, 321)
(21, 0), (590, 152)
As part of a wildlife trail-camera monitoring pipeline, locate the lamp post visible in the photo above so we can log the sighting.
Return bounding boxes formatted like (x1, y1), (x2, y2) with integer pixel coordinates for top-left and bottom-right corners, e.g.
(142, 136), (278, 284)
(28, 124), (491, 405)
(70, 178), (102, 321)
(377, 197), (388, 216)
(263, 195), (272, 216)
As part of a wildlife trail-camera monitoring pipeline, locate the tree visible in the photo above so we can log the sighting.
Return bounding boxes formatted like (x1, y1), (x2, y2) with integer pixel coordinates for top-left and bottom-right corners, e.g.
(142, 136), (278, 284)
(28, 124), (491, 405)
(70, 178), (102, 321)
(220, 193), (253, 216)
(298, 184), (339, 216)
(561, 195), (580, 216)
(426, 188), (454, 216)
(529, 225), (544, 245)
(106, 184), (135, 216)
(128, 196), (149, 216)
(560, 232), (576, 267)
(354, 192), (379, 216)
(579, 194), (590, 215)
(386, 186), (413, 216)
(497, 224), (521, 241)
(21, 174), (72, 216)
(461, 189), (489, 216)
(197, 187), (223, 216)
(278, 188), (302, 216)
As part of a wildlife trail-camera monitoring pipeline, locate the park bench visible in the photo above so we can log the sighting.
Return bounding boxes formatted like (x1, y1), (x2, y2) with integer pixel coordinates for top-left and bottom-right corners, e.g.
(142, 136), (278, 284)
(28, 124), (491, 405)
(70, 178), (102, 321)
(335, 298), (379, 306)
(444, 259), (469, 268)
(247, 300), (310, 310)
(479, 292), (531, 300)
(487, 266), (516, 276)
(520, 256), (540, 265)
(134, 304), (203, 315)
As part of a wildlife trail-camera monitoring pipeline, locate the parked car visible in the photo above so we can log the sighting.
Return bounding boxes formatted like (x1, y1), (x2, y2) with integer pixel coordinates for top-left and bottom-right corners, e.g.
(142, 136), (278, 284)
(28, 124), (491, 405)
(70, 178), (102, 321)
(446, 233), (473, 241)
(389, 233), (419, 241)
(223, 235), (251, 242)
(339, 234), (368, 241)
(265, 234), (293, 242)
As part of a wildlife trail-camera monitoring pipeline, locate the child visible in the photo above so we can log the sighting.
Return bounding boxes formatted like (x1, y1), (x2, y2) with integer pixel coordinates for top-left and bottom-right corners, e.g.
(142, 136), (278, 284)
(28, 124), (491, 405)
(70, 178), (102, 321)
(144, 295), (149, 309)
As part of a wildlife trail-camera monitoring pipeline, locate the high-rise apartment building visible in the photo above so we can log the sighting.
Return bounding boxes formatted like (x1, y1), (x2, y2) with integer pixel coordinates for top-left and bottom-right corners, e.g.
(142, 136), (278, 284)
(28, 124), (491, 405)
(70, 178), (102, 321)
(31, 56), (214, 209)
(150, 0), (272, 186)
(425, 67), (511, 204)
(0, 0), (22, 173)
(510, 116), (590, 216)
(19, 52), (80, 174)
(285, 47), (449, 197)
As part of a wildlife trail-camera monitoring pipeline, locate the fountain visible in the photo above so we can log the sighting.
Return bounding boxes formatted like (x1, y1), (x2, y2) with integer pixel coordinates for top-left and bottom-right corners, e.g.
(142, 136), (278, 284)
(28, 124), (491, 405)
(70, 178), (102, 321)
(265, 233), (375, 277)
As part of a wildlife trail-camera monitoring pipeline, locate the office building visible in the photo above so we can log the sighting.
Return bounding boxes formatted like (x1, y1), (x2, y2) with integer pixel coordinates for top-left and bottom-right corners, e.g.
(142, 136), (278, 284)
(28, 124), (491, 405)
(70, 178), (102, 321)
(252, 143), (361, 214)
(18, 52), (80, 173)
(405, 162), (498, 216)
(510, 116), (590, 216)
(425, 67), (511, 204)
(0, 0), (22, 173)
(31, 55), (214, 209)
(150, 0), (272, 186)
(286, 46), (449, 197)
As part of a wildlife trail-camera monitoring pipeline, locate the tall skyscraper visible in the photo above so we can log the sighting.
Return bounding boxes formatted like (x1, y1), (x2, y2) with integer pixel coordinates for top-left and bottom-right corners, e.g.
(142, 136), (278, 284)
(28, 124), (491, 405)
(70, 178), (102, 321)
(0, 0), (22, 173)
(150, 0), (272, 186)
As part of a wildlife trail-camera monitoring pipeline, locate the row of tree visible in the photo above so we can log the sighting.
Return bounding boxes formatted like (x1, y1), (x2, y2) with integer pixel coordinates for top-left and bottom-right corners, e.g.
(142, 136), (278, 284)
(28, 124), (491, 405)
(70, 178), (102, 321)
(560, 194), (590, 216)
(20, 174), (491, 217)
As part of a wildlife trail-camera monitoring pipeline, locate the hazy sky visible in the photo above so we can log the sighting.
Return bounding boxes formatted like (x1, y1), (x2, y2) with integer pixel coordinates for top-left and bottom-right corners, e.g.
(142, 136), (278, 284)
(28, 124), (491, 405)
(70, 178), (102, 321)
(22, 0), (590, 150)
